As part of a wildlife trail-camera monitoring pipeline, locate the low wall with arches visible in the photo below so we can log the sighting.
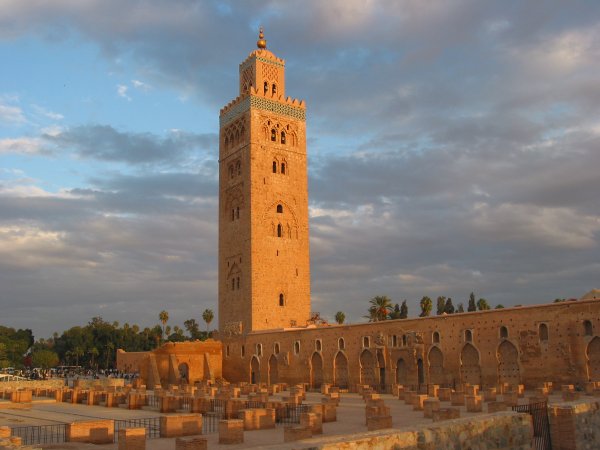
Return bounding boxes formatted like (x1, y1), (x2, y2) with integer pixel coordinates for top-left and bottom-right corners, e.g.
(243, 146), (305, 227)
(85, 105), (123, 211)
(221, 298), (600, 390)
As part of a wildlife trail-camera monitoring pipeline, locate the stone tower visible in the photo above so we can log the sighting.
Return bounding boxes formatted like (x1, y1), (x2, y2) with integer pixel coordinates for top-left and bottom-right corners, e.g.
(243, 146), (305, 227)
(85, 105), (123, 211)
(218, 29), (311, 335)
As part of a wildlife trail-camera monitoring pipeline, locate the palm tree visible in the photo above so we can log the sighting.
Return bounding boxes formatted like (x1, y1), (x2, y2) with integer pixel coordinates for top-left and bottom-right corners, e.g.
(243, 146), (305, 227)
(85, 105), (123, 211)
(335, 311), (346, 324)
(419, 296), (432, 317)
(202, 309), (214, 332)
(159, 310), (169, 340)
(367, 296), (393, 322)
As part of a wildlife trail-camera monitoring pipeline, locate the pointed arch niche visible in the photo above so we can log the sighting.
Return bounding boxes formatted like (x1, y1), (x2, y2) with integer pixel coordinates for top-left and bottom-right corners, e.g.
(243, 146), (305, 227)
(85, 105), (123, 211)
(428, 346), (445, 385)
(497, 340), (520, 386)
(310, 352), (323, 389)
(360, 349), (376, 387)
(587, 337), (600, 381)
(268, 354), (278, 385)
(333, 351), (349, 389)
(460, 343), (482, 386)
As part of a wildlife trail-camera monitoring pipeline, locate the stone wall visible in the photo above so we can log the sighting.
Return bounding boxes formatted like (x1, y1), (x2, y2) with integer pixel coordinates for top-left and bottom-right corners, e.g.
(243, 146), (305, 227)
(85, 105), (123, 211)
(222, 298), (600, 389)
(259, 411), (532, 449)
(549, 399), (600, 450)
(0, 380), (64, 390)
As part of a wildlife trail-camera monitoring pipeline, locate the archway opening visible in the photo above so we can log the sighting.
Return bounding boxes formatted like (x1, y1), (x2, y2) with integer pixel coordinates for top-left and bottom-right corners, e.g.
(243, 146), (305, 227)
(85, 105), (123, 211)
(396, 358), (407, 385)
(360, 350), (376, 387)
(497, 340), (520, 386)
(587, 337), (600, 381)
(250, 356), (260, 385)
(460, 343), (482, 387)
(428, 346), (444, 385)
(310, 352), (323, 389)
(268, 354), (278, 385)
(334, 352), (349, 389)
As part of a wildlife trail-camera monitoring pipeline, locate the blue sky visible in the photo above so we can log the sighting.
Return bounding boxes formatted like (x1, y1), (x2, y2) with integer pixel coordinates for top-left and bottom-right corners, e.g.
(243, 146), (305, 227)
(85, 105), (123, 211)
(1, 0), (599, 338)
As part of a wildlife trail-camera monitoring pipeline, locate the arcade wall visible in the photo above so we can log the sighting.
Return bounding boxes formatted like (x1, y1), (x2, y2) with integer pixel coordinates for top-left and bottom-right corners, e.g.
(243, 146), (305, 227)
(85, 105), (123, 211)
(221, 299), (600, 389)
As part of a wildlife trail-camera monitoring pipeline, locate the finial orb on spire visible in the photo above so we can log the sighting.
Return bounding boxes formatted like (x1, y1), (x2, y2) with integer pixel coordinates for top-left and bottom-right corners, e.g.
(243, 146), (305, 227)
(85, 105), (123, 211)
(257, 27), (267, 49)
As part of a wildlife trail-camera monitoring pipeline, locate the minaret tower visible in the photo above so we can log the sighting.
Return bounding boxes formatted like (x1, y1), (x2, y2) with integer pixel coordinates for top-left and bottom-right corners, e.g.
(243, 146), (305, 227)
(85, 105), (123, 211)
(218, 29), (311, 335)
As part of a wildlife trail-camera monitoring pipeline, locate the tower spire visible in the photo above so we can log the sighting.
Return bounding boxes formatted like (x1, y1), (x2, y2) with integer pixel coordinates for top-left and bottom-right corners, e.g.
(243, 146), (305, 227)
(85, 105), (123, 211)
(257, 27), (267, 49)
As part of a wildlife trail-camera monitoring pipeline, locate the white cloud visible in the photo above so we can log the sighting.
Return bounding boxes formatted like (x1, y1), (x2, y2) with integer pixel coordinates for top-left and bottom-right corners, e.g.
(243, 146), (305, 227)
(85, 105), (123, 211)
(31, 104), (64, 120)
(117, 84), (131, 101)
(0, 137), (45, 155)
(132, 79), (151, 91)
(0, 102), (26, 125)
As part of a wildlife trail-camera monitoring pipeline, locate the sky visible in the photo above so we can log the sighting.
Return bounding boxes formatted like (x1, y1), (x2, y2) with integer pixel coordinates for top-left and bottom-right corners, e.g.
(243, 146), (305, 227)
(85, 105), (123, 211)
(1, 0), (599, 339)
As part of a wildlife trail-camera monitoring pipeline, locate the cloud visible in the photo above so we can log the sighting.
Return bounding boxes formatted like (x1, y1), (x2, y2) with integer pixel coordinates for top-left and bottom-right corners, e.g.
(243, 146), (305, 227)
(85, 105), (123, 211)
(44, 124), (217, 165)
(0, 137), (45, 155)
(117, 84), (131, 100)
(31, 104), (64, 121)
(0, 102), (26, 125)
(131, 79), (151, 91)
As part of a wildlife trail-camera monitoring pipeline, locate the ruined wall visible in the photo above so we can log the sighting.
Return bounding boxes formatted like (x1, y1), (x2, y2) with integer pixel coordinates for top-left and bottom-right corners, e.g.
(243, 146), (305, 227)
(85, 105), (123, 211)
(256, 411), (532, 450)
(117, 340), (222, 386)
(221, 299), (600, 388)
(549, 399), (600, 450)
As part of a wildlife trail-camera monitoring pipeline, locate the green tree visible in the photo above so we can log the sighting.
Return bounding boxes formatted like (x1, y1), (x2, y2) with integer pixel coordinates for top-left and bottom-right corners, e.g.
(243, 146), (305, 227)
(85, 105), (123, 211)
(444, 297), (455, 314)
(159, 310), (169, 340)
(366, 296), (393, 322)
(468, 292), (477, 312)
(389, 304), (401, 320)
(457, 303), (465, 313)
(477, 298), (491, 311)
(184, 319), (201, 340)
(399, 300), (408, 319)
(202, 309), (214, 332)
(495, 304), (505, 309)
(31, 349), (59, 369)
(334, 311), (346, 324)
(436, 296), (446, 315)
(419, 296), (432, 317)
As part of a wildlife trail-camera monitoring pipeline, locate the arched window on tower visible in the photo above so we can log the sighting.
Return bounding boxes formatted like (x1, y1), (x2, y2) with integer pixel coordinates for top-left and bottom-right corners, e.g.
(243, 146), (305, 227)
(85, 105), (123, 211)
(272, 161), (277, 173)
(433, 331), (440, 344)
(539, 323), (549, 342)
(264, 81), (268, 94)
(272, 83), (277, 95)
(584, 320), (593, 336)
(276, 204), (283, 213)
(281, 131), (286, 144)
(236, 206), (240, 219)
(281, 162), (286, 174)
(277, 224), (282, 238)
(279, 293), (284, 306)
(465, 330), (473, 342)
(500, 326), (508, 339)
(236, 277), (240, 290)
(271, 129), (276, 142)
(231, 278), (235, 291)
(236, 160), (241, 175)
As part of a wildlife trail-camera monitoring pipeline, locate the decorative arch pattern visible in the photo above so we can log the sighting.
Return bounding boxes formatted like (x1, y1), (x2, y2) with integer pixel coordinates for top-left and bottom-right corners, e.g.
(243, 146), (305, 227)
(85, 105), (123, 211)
(497, 340), (520, 386)
(222, 117), (247, 150)
(428, 346), (445, 385)
(396, 358), (407, 385)
(360, 349), (376, 387)
(587, 337), (600, 380)
(268, 354), (278, 385)
(250, 356), (260, 385)
(310, 352), (323, 389)
(333, 351), (349, 389)
(460, 343), (482, 386)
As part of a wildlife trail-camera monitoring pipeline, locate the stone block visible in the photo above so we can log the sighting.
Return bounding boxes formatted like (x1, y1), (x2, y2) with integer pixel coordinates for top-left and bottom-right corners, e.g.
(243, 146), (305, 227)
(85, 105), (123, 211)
(160, 414), (202, 438)
(366, 415), (392, 431)
(423, 397), (441, 418)
(0, 427), (10, 438)
(502, 392), (519, 407)
(450, 391), (465, 406)
(483, 387), (497, 402)
(322, 403), (337, 422)
(413, 394), (429, 411)
(562, 391), (581, 402)
(465, 384), (479, 396)
(66, 420), (114, 444)
(438, 387), (452, 402)
(118, 427), (145, 450)
(219, 419), (244, 445)
(283, 426), (312, 442)
(427, 384), (439, 398)
(465, 395), (483, 412)
(487, 401), (507, 413)
(300, 412), (322, 435)
(432, 407), (461, 422)
(175, 437), (208, 450)
(238, 408), (275, 430)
